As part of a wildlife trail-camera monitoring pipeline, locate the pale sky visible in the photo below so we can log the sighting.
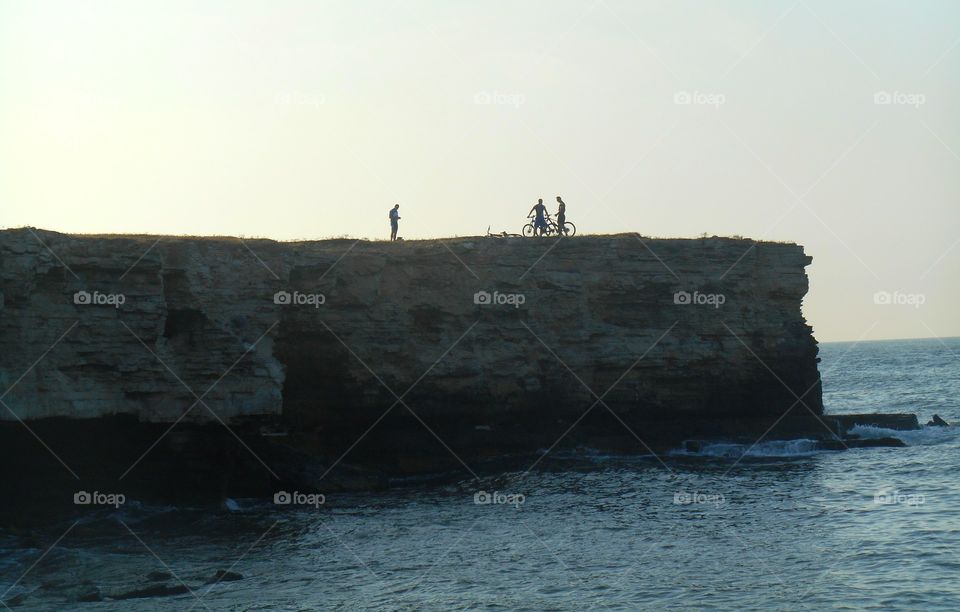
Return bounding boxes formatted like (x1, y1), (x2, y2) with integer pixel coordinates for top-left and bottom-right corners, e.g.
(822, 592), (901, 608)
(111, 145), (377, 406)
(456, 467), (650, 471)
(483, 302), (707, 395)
(1, 0), (958, 342)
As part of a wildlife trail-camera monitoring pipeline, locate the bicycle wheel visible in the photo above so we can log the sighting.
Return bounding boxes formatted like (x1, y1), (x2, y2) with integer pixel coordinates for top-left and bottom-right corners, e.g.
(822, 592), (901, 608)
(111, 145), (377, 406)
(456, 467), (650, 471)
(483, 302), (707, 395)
(522, 223), (535, 237)
(562, 221), (577, 237)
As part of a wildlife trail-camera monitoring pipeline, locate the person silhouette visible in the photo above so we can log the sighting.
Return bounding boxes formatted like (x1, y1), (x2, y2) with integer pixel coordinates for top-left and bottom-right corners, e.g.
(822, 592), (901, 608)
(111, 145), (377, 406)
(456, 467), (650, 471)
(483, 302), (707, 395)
(556, 196), (567, 236)
(389, 204), (401, 241)
(528, 198), (548, 236)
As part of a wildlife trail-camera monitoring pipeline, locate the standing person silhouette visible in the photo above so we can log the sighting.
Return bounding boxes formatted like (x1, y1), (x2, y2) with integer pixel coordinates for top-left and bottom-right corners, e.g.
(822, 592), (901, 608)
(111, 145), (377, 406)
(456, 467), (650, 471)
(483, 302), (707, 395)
(389, 204), (400, 241)
(556, 196), (567, 236)
(528, 198), (548, 236)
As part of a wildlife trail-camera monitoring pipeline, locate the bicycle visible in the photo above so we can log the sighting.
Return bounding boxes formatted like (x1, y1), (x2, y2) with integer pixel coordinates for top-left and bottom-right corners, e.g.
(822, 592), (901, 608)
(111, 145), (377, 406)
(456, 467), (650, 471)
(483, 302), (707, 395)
(486, 225), (523, 238)
(522, 213), (576, 237)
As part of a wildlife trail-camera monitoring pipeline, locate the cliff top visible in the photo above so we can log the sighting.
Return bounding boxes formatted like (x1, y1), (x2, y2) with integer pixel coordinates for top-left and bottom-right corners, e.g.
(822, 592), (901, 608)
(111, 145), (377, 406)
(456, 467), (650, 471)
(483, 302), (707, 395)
(2, 227), (797, 248)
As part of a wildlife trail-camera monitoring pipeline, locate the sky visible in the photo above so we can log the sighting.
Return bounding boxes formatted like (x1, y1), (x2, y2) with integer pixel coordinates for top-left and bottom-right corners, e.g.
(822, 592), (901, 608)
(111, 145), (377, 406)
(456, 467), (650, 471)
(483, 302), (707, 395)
(1, 0), (958, 342)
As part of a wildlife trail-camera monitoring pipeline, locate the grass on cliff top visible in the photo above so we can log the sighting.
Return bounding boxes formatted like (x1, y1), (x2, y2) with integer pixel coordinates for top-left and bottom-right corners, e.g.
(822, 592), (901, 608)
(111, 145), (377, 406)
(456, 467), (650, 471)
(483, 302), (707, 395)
(6, 227), (795, 246)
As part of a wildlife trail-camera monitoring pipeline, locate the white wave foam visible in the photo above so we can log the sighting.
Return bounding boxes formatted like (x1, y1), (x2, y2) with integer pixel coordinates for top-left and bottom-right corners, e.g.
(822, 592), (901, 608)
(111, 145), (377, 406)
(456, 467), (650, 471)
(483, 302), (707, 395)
(847, 424), (958, 446)
(672, 439), (821, 458)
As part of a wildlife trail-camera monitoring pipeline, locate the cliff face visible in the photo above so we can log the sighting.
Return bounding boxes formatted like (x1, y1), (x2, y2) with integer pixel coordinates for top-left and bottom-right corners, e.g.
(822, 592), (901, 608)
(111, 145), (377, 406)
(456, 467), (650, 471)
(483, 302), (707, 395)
(0, 229), (823, 504)
(0, 229), (821, 432)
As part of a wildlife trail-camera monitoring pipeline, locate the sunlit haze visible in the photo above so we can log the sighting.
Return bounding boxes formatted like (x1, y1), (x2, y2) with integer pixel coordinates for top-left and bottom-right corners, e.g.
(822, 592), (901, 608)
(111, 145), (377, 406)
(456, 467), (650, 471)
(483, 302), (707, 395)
(2, 0), (958, 342)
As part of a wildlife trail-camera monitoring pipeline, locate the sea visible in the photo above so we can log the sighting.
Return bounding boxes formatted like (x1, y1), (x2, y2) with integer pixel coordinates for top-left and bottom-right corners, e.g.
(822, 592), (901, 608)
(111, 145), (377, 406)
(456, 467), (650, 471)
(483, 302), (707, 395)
(2, 337), (959, 610)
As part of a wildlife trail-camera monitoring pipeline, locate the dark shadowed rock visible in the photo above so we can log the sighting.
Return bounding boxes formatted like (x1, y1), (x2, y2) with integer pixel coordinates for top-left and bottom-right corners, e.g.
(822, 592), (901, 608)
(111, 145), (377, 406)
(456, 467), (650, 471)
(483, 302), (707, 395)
(927, 414), (949, 427)
(258, 439), (387, 492)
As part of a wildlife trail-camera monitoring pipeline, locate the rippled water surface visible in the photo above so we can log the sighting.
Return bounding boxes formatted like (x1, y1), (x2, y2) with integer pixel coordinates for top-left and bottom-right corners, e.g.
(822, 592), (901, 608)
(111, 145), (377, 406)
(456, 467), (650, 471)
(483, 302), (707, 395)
(3, 337), (959, 610)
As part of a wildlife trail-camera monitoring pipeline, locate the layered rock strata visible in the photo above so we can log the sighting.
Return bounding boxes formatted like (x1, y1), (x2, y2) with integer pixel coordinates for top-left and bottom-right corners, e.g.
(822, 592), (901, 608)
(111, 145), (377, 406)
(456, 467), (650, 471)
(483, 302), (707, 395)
(1, 228), (823, 507)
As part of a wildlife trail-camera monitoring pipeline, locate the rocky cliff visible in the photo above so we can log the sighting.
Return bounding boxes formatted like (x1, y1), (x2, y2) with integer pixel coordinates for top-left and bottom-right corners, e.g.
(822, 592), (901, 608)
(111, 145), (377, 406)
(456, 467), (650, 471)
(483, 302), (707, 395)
(0, 228), (822, 504)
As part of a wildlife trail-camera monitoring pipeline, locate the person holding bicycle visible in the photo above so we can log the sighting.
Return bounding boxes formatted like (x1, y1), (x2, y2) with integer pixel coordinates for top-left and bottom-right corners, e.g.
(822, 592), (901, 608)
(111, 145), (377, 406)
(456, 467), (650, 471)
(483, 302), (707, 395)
(528, 198), (548, 236)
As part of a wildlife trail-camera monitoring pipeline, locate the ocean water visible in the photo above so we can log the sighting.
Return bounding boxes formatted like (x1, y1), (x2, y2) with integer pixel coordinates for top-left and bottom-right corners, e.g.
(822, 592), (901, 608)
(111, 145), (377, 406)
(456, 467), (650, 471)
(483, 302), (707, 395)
(2, 337), (959, 610)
